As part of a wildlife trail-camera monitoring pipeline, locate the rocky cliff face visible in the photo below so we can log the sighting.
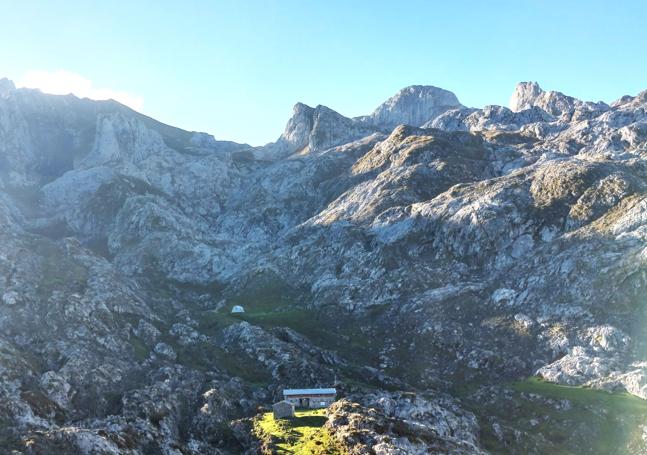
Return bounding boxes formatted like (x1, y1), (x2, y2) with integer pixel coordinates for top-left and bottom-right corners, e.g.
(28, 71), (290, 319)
(0, 80), (646, 454)
(509, 81), (610, 120)
(258, 102), (382, 160)
(358, 85), (464, 129)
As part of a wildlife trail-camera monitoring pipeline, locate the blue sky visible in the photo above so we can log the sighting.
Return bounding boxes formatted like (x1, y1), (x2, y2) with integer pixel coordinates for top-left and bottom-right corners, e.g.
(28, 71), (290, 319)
(1, 0), (645, 145)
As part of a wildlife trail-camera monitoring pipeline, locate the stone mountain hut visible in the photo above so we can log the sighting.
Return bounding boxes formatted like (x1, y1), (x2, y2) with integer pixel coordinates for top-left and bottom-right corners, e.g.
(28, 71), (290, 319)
(272, 400), (295, 419)
(283, 388), (336, 409)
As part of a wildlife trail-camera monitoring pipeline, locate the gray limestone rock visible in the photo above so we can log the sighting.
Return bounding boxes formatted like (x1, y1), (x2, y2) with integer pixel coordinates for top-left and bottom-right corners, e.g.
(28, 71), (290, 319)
(0, 77), (646, 453)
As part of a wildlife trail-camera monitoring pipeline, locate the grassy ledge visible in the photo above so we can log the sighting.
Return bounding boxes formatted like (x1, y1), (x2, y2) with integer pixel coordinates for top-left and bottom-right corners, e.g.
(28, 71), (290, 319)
(253, 409), (346, 455)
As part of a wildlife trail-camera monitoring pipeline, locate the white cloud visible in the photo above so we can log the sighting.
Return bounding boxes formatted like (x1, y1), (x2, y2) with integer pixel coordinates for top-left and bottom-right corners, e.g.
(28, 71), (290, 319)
(17, 70), (144, 111)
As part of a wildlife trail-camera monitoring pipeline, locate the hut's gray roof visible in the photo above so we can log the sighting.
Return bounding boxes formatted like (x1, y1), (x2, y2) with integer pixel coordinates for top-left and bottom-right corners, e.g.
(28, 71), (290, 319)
(283, 388), (336, 396)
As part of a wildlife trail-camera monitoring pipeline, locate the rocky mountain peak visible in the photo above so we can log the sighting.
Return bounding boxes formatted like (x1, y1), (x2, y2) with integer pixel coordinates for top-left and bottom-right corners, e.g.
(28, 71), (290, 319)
(509, 81), (544, 112)
(359, 84), (464, 129)
(510, 81), (609, 118)
(280, 102), (316, 151)
(257, 84), (465, 160)
(0, 77), (15, 98)
(257, 101), (379, 159)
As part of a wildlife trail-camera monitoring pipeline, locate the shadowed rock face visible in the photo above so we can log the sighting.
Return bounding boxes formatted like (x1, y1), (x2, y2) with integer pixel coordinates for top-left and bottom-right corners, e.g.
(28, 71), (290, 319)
(0, 80), (646, 453)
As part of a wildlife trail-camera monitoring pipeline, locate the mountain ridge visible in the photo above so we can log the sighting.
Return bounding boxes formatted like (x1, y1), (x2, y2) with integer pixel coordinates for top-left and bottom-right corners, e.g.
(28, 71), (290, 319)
(0, 77), (646, 453)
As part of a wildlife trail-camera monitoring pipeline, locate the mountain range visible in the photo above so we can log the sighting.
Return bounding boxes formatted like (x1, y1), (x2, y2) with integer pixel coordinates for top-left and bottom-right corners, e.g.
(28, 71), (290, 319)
(0, 76), (646, 454)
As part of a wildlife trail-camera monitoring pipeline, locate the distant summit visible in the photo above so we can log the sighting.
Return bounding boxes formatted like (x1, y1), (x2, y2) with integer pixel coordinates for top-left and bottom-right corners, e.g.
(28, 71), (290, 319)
(258, 102), (379, 159)
(0, 77), (15, 98)
(510, 81), (609, 118)
(357, 85), (463, 129)
(258, 85), (464, 159)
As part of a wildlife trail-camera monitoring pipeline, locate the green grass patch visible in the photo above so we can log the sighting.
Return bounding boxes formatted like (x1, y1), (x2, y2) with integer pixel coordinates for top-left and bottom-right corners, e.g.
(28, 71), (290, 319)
(176, 341), (272, 385)
(197, 310), (242, 332)
(512, 377), (647, 413)
(199, 305), (376, 368)
(464, 377), (647, 455)
(128, 336), (150, 361)
(195, 276), (381, 384)
(31, 238), (88, 300)
(254, 409), (346, 454)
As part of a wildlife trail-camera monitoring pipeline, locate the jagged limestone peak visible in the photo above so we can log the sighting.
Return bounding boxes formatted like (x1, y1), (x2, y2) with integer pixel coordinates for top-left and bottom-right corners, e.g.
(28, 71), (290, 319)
(359, 84), (464, 128)
(509, 81), (544, 112)
(510, 81), (609, 117)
